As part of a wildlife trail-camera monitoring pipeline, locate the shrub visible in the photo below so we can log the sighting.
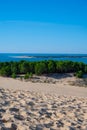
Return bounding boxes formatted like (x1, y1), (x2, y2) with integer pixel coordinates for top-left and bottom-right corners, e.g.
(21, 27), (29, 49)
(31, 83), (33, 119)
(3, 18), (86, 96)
(0, 67), (11, 77)
(11, 73), (16, 79)
(48, 60), (56, 73)
(75, 70), (83, 78)
(29, 72), (33, 78)
(24, 72), (30, 79)
(35, 62), (46, 75)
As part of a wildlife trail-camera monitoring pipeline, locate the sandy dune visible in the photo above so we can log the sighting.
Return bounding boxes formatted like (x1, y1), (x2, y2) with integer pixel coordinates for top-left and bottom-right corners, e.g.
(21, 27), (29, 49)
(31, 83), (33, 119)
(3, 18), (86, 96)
(0, 76), (87, 129)
(0, 88), (87, 130)
(0, 76), (87, 97)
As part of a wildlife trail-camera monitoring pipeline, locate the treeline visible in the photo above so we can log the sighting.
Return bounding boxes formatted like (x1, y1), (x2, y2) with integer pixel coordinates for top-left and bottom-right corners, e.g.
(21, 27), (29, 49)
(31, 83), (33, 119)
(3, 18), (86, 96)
(0, 60), (87, 78)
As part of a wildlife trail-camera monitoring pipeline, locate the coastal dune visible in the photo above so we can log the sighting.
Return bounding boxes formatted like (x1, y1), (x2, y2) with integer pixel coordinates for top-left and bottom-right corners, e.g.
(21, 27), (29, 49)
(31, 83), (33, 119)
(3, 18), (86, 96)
(0, 76), (87, 129)
(0, 76), (87, 97)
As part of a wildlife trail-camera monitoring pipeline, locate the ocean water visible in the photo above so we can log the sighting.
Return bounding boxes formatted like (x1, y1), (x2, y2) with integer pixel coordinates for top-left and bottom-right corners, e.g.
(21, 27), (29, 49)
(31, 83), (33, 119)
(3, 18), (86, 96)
(0, 53), (87, 64)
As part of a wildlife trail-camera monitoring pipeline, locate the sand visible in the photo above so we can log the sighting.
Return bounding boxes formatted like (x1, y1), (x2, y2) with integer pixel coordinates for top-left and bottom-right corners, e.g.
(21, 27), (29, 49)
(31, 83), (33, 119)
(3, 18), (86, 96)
(0, 75), (87, 97)
(0, 75), (87, 130)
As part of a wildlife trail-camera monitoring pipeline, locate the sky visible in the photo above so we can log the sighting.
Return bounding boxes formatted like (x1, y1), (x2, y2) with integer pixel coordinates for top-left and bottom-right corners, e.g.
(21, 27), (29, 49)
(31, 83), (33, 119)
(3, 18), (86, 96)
(0, 0), (87, 53)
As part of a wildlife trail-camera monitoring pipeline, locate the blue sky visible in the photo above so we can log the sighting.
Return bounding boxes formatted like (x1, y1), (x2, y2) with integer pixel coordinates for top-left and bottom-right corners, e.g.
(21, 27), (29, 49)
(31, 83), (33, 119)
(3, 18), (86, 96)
(0, 0), (87, 53)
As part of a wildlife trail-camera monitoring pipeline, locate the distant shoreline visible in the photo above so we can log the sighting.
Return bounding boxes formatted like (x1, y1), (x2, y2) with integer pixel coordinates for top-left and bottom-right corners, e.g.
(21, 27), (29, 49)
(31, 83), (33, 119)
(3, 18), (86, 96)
(1, 53), (87, 63)
(10, 55), (87, 59)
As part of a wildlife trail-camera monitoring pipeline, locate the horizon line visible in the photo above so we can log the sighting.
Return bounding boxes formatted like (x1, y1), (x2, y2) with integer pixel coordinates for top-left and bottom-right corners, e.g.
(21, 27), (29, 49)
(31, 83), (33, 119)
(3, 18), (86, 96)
(0, 52), (87, 55)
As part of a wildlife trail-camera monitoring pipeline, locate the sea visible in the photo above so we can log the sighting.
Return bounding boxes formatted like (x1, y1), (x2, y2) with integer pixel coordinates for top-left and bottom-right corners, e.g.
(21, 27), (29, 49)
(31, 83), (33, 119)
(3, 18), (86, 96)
(0, 53), (87, 64)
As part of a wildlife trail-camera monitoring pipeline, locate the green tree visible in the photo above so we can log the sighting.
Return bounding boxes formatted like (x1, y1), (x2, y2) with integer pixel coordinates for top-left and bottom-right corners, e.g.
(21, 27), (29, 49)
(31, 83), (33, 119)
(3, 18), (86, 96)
(19, 61), (29, 74)
(48, 60), (56, 73)
(29, 62), (35, 73)
(35, 62), (47, 75)
(0, 66), (11, 77)
(11, 62), (19, 74)
(56, 61), (65, 73)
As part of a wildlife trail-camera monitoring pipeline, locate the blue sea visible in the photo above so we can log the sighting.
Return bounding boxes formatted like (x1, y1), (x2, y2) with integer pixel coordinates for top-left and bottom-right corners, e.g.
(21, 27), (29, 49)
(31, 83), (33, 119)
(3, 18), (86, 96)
(0, 53), (87, 64)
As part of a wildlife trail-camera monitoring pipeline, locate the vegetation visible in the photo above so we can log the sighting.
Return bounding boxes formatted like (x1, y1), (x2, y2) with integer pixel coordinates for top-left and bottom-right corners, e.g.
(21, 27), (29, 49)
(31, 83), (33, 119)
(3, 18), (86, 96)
(75, 70), (83, 78)
(24, 72), (33, 79)
(11, 73), (16, 79)
(29, 72), (33, 78)
(0, 60), (87, 78)
(24, 72), (30, 79)
(35, 62), (47, 75)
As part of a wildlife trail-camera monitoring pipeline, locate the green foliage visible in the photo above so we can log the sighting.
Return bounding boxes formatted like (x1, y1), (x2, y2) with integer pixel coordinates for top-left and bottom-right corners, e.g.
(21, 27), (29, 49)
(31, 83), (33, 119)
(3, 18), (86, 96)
(24, 72), (33, 79)
(0, 68), (7, 77)
(48, 60), (56, 73)
(24, 72), (30, 79)
(56, 61), (65, 73)
(78, 62), (85, 72)
(11, 73), (16, 79)
(75, 70), (83, 78)
(0, 60), (86, 78)
(35, 62), (47, 75)
(0, 66), (11, 77)
(29, 62), (35, 73)
(11, 62), (19, 74)
(29, 72), (33, 78)
(19, 61), (29, 74)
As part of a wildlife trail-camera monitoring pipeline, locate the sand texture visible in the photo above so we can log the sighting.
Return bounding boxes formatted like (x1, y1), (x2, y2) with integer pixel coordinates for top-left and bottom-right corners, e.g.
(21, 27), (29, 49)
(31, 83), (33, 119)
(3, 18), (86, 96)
(0, 88), (87, 130)
(0, 75), (87, 130)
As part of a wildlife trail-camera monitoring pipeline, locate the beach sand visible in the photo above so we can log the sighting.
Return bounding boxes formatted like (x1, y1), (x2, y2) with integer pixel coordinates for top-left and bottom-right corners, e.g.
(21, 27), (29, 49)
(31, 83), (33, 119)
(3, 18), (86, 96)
(0, 76), (87, 129)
